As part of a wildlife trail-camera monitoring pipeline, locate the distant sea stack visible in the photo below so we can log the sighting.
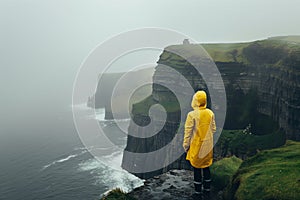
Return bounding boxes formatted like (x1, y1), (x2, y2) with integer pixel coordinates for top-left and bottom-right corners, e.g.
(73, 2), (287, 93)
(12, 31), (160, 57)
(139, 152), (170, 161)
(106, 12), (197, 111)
(121, 36), (300, 179)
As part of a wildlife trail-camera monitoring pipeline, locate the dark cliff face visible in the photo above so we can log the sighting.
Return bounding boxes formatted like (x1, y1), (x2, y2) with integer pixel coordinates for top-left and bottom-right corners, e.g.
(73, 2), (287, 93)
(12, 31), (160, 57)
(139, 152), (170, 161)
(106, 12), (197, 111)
(204, 39), (300, 138)
(238, 41), (300, 139)
(122, 37), (300, 179)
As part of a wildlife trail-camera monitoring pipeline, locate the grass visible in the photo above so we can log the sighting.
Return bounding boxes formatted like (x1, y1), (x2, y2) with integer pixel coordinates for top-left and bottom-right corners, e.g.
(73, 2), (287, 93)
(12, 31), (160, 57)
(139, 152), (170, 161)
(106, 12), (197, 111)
(202, 37), (300, 64)
(225, 140), (300, 200)
(131, 95), (156, 116)
(131, 94), (182, 116)
(159, 43), (250, 63)
(101, 188), (136, 200)
(215, 129), (286, 158)
(211, 156), (243, 190)
(202, 43), (250, 63)
(268, 35), (300, 43)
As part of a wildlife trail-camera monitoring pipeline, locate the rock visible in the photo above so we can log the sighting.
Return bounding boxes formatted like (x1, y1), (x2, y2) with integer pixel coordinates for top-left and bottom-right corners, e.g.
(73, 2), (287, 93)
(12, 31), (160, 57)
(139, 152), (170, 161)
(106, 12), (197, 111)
(129, 170), (222, 200)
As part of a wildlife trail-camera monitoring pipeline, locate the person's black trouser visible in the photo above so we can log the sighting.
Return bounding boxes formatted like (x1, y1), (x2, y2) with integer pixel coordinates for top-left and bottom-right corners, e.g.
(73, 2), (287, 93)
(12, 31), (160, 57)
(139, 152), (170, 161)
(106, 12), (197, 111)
(194, 167), (211, 193)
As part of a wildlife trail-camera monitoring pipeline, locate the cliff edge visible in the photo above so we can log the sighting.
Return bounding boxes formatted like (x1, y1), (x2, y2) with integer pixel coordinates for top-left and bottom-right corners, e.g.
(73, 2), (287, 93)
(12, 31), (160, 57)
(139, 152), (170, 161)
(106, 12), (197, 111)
(122, 36), (300, 179)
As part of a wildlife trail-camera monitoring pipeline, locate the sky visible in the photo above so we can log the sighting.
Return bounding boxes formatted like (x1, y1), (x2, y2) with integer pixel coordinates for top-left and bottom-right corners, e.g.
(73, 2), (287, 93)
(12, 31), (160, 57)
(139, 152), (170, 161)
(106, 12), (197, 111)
(0, 0), (300, 124)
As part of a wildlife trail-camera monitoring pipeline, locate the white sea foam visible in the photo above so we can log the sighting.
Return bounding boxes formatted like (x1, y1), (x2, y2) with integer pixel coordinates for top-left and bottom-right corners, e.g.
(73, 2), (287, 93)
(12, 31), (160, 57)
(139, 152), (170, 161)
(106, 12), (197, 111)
(42, 148), (88, 170)
(95, 108), (105, 121)
(98, 166), (144, 193)
(70, 103), (92, 111)
(73, 146), (88, 151)
(103, 150), (128, 170)
(42, 154), (79, 170)
(73, 146), (114, 152)
(104, 118), (131, 123)
(78, 149), (144, 194)
(78, 158), (105, 171)
(83, 108), (107, 121)
(70, 104), (143, 194)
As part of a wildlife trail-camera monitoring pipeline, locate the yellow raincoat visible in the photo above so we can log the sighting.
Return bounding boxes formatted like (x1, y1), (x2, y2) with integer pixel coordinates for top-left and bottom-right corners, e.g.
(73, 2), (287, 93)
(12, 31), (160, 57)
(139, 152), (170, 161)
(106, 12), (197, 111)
(183, 91), (216, 168)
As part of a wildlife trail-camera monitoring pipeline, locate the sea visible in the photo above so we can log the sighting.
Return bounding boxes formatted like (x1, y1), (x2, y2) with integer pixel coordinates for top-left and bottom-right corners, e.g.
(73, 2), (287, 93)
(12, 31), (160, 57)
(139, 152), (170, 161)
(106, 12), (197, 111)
(0, 104), (144, 200)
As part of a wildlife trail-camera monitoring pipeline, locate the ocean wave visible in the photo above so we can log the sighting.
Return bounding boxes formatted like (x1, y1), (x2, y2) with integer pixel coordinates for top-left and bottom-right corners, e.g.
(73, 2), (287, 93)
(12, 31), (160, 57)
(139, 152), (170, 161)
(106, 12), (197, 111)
(101, 151), (124, 170)
(42, 155), (77, 170)
(95, 108), (105, 121)
(42, 150), (87, 170)
(77, 147), (123, 171)
(89, 107), (131, 123)
(73, 146), (88, 151)
(73, 146), (114, 152)
(98, 167), (144, 193)
(78, 150), (144, 194)
(84, 108), (107, 122)
(70, 103), (92, 111)
(103, 118), (131, 123)
(78, 158), (105, 172)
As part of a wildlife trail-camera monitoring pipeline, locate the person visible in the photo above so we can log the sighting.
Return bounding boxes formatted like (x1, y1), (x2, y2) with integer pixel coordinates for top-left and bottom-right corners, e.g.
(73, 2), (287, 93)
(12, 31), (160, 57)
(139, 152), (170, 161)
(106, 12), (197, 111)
(183, 90), (216, 199)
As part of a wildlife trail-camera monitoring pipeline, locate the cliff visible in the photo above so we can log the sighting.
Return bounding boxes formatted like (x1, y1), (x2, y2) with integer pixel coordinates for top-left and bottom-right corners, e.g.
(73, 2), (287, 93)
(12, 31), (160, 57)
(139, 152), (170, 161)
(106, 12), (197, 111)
(122, 36), (300, 179)
(87, 68), (154, 119)
(203, 38), (300, 138)
(224, 140), (300, 200)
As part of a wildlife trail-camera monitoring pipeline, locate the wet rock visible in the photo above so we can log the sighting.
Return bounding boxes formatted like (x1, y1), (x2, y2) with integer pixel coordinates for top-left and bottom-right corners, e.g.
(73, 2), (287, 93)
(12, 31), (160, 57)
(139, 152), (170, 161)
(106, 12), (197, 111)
(129, 170), (222, 200)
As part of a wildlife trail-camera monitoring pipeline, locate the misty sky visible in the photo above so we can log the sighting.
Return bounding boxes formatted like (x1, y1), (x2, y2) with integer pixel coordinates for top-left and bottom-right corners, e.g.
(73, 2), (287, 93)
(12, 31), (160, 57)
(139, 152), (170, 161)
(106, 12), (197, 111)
(1, 0), (300, 124)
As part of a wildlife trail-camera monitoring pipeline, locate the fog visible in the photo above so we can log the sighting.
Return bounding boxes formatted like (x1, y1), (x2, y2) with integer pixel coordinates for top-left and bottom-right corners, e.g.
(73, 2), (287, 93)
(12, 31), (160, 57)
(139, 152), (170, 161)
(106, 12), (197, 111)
(1, 0), (300, 126)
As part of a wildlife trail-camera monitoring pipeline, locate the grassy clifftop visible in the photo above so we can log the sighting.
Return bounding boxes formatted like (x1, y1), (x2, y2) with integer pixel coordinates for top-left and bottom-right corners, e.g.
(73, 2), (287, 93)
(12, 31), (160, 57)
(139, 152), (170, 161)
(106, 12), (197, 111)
(202, 35), (300, 63)
(211, 156), (243, 190)
(132, 35), (300, 117)
(225, 140), (300, 200)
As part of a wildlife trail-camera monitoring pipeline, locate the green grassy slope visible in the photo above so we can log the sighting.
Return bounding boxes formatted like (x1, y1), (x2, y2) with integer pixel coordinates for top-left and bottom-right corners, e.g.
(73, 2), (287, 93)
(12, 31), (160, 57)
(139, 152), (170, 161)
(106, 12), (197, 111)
(215, 130), (286, 158)
(225, 140), (300, 200)
(202, 35), (300, 63)
(202, 42), (250, 63)
(268, 35), (300, 43)
(211, 156), (243, 190)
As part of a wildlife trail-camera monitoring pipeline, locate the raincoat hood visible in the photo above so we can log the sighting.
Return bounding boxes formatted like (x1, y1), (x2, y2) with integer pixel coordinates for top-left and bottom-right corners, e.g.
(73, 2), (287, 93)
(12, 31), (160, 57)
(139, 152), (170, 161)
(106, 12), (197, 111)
(191, 91), (207, 109)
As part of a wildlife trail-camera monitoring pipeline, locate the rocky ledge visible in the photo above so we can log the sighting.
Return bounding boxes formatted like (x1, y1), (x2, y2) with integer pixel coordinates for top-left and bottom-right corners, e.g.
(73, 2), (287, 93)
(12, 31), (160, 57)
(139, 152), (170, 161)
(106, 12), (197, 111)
(129, 170), (223, 200)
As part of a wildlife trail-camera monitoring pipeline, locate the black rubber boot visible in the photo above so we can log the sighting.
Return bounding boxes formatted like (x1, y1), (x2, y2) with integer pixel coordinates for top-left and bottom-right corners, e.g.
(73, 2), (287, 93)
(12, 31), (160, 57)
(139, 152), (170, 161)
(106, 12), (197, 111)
(194, 181), (202, 194)
(191, 192), (203, 200)
(203, 178), (211, 199)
